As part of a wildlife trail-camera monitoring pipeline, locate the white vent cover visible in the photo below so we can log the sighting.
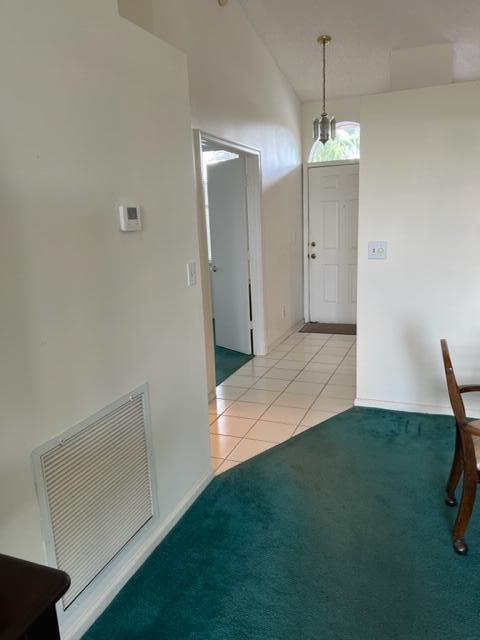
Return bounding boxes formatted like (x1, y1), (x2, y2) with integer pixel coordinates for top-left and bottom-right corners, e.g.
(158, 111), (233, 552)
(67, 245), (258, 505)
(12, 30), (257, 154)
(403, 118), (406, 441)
(33, 385), (156, 610)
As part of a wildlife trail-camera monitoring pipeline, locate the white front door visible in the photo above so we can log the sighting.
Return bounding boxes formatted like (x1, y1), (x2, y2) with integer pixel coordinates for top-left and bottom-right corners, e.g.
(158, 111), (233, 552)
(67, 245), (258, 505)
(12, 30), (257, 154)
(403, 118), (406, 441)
(207, 156), (252, 354)
(308, 163), (359, 323)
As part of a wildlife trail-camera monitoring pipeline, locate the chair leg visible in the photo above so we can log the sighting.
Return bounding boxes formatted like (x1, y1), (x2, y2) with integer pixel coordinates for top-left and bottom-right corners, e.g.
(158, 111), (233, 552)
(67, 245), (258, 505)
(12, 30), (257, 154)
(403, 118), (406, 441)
(452, 460), (477, 555)
(446, 431), (463, 507)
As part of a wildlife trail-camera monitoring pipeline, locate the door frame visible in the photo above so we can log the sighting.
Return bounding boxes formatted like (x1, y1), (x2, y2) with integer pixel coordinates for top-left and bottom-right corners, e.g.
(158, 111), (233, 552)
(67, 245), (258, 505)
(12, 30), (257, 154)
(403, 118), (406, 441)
(303, 159), (360, 322)
(193, 130), (267, 396)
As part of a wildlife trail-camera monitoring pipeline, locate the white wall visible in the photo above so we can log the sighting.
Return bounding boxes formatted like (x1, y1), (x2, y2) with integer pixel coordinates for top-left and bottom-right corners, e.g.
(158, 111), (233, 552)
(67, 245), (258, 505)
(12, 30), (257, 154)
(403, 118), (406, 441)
(357, 81), (480, 415)
(0, 0), (210, 587)
(121, 0), (304, 350)
(301, 96), (363, 161)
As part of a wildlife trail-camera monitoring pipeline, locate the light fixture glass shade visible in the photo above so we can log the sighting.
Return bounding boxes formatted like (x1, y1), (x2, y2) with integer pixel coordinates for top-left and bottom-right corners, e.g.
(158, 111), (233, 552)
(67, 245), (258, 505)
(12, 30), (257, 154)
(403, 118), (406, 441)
(330, 117), (336, 141)
(313, 118), (320, 141)
(319, 114), (330, 145)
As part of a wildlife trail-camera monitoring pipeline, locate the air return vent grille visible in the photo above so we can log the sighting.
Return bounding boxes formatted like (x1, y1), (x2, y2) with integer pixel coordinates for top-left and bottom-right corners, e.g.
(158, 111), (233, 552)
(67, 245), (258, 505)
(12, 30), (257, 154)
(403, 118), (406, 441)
(33, 386), (155, 610)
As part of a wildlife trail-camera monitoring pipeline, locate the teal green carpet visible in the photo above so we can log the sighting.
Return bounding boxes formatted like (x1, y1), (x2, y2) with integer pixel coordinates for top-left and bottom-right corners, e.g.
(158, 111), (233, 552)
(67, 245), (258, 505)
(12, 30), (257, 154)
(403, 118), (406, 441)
(84, 408), (480, 640)
(215, 345), (253, 386)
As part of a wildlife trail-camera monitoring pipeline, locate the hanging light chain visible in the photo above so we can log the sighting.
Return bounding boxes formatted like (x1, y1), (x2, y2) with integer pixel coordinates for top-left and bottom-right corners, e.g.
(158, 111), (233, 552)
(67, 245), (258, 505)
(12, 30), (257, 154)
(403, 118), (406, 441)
(322, 37), (326, 115)
(313, 35), (334, 144)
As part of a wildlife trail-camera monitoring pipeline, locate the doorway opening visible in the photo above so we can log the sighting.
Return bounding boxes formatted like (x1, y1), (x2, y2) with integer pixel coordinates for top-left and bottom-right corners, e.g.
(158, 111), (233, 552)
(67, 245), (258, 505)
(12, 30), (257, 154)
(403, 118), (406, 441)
(193, 131), (266, 396)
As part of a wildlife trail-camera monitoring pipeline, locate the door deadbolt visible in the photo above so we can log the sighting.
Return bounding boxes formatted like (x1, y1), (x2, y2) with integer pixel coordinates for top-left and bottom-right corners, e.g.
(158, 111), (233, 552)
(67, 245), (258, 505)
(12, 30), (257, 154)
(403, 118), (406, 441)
(311, 241), (316, 247)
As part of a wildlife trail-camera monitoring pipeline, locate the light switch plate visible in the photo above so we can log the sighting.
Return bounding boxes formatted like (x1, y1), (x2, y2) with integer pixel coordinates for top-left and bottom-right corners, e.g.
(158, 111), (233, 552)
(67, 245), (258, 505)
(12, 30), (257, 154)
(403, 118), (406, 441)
(186, 261), (197, 287)
(368, 241), (387, 260)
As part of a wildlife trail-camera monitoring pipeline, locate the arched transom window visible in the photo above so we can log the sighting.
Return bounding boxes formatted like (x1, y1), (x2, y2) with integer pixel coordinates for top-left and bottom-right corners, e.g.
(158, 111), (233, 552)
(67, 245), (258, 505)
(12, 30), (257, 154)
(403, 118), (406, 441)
(309, 121), (360, 163)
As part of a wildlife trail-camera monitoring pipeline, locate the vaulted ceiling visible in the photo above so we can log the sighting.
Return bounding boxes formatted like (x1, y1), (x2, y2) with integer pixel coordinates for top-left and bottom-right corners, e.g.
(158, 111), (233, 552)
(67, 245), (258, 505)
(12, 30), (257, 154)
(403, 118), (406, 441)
(237, 0), (480, 102)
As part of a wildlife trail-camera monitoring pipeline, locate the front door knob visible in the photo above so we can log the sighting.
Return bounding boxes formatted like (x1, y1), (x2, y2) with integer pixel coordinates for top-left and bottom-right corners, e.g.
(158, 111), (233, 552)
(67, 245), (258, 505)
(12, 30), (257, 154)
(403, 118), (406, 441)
(311, 253), (317, 259)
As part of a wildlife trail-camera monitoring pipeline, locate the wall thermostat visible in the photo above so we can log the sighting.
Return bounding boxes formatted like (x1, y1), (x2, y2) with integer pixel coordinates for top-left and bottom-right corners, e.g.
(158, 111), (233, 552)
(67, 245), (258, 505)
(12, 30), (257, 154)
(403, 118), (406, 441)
(118, 206), (142, 232)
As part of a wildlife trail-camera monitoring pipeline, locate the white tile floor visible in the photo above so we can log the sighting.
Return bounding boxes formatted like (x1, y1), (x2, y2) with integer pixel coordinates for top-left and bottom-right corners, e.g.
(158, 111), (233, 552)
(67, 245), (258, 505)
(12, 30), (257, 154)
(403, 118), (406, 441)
(210, 331), (356, 474)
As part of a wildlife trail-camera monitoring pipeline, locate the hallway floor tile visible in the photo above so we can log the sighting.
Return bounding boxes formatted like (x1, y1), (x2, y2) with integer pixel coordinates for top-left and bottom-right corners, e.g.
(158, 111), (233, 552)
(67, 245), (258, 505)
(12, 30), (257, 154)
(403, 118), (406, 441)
(210, 331), (356, 473)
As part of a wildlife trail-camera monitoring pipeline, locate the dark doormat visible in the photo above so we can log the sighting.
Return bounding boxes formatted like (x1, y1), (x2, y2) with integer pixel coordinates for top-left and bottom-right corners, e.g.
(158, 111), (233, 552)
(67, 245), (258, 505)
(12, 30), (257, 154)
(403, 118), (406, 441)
(300, 322), (356, 335)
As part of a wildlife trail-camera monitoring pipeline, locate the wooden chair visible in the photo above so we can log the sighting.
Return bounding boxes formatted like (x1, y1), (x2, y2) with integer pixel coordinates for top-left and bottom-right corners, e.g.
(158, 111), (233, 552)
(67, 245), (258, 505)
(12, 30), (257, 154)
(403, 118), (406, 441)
(441, 339), (480, 555)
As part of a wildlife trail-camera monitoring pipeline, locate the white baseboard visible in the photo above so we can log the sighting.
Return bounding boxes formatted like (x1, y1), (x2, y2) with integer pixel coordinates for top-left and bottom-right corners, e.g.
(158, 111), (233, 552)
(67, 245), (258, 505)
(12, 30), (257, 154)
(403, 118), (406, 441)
(63, 469), (214, 640)
(266, 320), (305, 354)
(354, 397), (454, 416)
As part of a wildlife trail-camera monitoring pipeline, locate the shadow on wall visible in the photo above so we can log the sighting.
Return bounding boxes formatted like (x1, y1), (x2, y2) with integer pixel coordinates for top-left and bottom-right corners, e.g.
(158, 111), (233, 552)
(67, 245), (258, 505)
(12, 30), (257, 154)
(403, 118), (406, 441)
(262, 165), (303, 344)
(403, 325), (480, 417)
(403, 325), (447, 409)
(0, 184), (38, 536)
(117, 0), (155, 35)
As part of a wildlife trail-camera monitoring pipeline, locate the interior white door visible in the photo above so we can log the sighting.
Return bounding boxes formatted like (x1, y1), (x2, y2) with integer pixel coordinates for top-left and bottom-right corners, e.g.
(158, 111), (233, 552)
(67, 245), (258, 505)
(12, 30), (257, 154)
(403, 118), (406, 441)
(308, 163), (359, 323)
(207, 156), (252, 354)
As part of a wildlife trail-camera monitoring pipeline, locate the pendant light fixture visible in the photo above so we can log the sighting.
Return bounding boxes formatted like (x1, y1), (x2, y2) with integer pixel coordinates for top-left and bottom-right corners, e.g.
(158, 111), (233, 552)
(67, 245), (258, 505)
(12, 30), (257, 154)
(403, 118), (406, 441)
(313, 35), (336, 145)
